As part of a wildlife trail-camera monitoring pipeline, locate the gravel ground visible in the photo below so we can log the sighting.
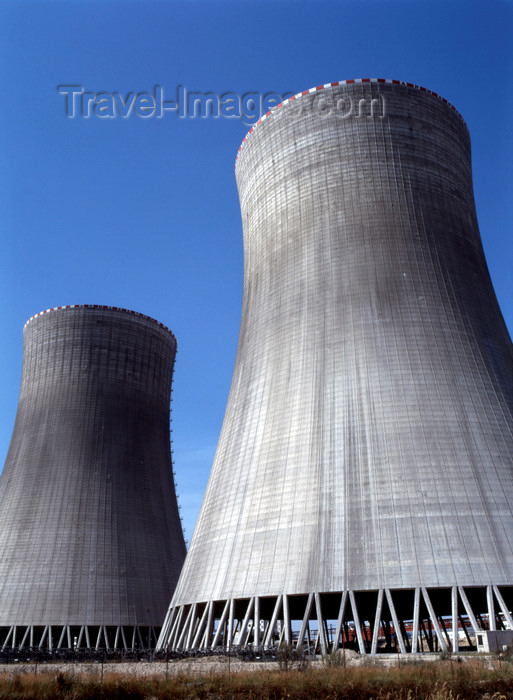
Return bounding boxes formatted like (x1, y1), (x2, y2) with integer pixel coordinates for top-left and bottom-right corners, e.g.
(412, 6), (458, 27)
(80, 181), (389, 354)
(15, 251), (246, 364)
(0, 651), (498, 677)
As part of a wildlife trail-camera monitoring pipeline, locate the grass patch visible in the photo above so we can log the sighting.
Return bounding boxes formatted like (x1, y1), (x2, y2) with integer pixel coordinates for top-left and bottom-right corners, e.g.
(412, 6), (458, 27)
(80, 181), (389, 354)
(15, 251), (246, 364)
(0, 659), (511, 699)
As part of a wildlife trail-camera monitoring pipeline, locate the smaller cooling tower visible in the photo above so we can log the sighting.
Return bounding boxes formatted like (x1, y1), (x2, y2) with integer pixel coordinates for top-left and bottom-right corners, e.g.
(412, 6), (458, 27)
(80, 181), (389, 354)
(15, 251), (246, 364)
(0, 305), (186, 650)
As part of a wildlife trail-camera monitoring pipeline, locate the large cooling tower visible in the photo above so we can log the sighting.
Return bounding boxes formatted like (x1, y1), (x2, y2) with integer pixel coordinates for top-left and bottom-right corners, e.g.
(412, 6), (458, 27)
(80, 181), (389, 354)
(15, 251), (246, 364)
(0, 305), (186, 650)
(159, 80), (513, 654)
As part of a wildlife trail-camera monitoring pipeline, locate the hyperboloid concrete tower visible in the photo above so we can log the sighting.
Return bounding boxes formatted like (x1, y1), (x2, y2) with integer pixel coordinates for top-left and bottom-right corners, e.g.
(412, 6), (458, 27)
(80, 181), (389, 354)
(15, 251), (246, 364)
(159, 80), (513, 654)
(0, 305), (186, 650)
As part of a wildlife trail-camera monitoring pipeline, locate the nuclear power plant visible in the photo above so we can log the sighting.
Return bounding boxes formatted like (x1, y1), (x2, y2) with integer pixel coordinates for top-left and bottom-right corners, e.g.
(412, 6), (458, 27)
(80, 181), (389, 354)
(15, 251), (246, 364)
(0, 305), (186, 650)
(158, 79), (513, 654)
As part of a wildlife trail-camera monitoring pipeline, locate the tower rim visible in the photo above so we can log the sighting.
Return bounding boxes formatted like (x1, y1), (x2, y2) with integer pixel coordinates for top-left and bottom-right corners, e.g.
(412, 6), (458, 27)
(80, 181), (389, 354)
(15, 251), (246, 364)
(24, 304), (176, 344)
(234, 78), (468, 170)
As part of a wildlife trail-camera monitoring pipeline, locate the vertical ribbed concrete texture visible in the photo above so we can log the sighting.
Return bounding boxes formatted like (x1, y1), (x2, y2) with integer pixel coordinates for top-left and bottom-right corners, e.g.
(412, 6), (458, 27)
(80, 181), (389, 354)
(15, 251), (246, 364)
(0, 306), (186, 646)
(159, 80), (513, 652)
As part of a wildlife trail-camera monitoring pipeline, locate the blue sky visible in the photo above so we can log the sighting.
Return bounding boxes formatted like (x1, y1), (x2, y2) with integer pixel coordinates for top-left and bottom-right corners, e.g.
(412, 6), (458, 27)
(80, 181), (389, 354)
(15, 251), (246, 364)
(0, 0), (511, 543)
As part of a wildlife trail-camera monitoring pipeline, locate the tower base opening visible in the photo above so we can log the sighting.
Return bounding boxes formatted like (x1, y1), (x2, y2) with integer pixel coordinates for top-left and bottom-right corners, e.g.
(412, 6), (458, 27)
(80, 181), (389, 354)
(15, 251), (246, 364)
(158, 585), (513, 655)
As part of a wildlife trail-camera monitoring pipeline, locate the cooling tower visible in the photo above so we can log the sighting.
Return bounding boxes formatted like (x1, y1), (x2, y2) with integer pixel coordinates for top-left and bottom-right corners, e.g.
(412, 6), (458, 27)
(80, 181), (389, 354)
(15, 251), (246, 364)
(159, 79), (513, 654)
(0, 305), (186, 650)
